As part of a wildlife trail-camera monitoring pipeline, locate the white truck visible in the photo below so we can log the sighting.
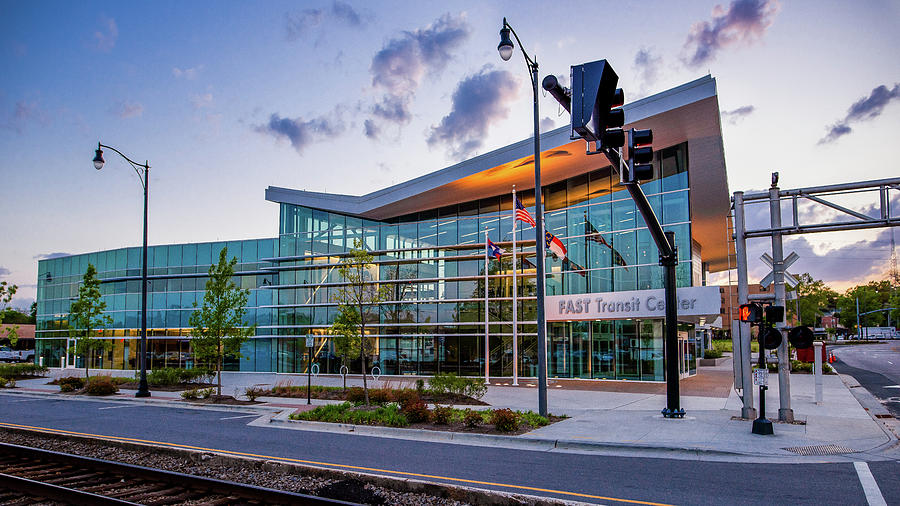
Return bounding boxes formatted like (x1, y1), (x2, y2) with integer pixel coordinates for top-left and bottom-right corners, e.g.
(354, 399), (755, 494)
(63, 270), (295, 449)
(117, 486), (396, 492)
(0, 346), (35, 363)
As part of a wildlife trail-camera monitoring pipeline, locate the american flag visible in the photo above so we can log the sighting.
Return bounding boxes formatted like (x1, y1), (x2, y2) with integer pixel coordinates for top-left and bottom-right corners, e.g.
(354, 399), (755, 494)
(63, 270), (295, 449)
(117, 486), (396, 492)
(514, 197), (536, 227)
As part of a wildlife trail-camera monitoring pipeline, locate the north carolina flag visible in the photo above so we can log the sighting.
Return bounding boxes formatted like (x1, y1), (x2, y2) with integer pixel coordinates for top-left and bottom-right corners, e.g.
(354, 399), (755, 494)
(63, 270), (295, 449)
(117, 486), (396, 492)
(545, 231), (567, 259)
(487, 238), (503, 259)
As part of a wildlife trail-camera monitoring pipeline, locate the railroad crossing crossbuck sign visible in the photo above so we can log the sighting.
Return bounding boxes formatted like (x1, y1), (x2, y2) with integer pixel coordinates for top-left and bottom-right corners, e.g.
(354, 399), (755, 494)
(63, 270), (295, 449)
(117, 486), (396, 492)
(760, 252), (798, 298)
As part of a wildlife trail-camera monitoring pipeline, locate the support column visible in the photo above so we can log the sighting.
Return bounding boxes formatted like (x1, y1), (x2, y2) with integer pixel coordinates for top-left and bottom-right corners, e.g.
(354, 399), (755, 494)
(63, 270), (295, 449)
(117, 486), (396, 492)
(733, 191), (756, 419)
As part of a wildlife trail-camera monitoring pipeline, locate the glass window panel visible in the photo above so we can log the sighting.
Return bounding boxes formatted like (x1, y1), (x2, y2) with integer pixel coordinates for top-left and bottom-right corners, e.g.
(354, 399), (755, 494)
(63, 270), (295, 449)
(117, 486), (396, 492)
(438, 218), (457, 247)
(457, 218), (478, 246)
(663, 190), (690, 224)
(612, 198), (636, 231)
(167, 245), (182, 267)
(567, 173), (589, 206)
(197, 243), (212, 266)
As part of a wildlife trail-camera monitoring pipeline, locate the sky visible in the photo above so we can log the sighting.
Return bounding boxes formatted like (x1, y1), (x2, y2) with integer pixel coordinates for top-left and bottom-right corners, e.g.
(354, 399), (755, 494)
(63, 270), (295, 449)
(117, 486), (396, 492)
(2, 0), (900, 310)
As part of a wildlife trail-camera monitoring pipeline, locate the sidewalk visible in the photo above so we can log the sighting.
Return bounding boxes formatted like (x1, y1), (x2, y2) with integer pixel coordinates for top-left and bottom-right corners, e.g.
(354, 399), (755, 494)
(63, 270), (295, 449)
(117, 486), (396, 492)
(7, 358), (897, 462)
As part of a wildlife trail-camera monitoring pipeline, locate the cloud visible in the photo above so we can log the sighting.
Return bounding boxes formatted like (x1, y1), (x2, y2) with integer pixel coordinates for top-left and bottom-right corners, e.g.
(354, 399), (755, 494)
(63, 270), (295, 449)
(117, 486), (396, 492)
(0, 267), (10, 277)
(172, 65), (203, 79)
(682, 0), (779, 68)
(33, 252), (70, 260)
(285, 1), (366, 40)
(92, 16), (118, 52)
(255, 113), (345, 154)
(721, 105), (755, 124)
(818, 83), (900, 144)
(109, 101), (143, 119)
(365, 13), (469, 138)
(191, 93), (213, 109)
(427, 67), (519, 159)
(6, 100), (49, 133)
(633, 47), (662, 87)
(540, 117), (556, 133)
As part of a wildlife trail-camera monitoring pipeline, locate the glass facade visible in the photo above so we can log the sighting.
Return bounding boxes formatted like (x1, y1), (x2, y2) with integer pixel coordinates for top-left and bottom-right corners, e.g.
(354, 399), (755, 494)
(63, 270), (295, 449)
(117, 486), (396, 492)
(35, 142), (700, 380)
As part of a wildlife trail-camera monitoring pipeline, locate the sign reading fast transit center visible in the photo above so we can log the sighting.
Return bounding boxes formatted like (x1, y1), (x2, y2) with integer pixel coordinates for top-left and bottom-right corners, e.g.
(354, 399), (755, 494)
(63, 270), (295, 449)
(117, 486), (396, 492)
(545, 286), (721, 322)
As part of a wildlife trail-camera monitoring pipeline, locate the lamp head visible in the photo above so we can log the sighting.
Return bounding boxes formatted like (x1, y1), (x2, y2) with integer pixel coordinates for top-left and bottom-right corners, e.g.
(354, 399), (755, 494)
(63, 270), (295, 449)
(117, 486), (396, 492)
(498, 19), (514, 61)
(93, 145), (105, 170)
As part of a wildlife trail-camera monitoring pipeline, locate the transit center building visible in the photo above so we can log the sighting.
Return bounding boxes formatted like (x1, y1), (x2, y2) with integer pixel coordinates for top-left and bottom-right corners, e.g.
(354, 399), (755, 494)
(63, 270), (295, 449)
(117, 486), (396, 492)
(35, 75), (729, 382)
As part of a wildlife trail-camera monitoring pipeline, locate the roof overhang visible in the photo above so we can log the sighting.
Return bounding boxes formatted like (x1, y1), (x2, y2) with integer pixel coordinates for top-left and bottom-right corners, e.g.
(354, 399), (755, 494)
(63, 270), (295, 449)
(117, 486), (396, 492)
(266, 75), (730, 271)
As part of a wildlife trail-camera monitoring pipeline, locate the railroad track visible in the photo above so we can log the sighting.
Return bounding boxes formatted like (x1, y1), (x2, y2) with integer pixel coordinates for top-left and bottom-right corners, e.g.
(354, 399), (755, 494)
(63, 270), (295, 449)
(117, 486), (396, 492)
(0, 441), (358, 505)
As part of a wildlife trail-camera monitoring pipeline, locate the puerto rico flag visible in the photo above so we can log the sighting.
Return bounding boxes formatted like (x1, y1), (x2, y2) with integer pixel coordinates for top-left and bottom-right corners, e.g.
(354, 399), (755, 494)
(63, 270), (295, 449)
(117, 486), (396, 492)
(487, 238), (503, 259)
(545, 231), (567, 259)
(514, 197), (537, 227)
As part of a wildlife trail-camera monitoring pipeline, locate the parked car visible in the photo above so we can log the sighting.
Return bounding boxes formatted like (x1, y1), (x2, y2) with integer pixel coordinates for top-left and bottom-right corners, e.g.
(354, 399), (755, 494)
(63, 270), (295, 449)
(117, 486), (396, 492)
(0, 346), (35, 363)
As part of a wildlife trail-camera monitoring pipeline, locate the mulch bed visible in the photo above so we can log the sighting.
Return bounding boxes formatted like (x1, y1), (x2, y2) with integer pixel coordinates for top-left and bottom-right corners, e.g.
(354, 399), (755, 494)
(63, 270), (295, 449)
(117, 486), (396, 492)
(182, 395), (260, 405)
(407, 416), (567, 436)
(117, 382), (216, 391)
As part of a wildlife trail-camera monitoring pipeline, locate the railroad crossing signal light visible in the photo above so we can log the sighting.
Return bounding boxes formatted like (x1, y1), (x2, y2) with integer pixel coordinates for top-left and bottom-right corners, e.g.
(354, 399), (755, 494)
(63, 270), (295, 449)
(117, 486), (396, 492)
(739, 303), (763, 323)
(788, 326), (815, 349)
(569, 59), (624, 148)
(762, 327), (783, 350)
(626, 128), (654, 182)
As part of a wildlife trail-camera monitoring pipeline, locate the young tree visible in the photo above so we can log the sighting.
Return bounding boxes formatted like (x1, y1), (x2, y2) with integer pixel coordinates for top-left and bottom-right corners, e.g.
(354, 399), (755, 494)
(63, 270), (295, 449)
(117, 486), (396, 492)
(1, 282), (19, 346)
(68, 264), (112, 378)
(786, 273), (838, 326)
(330, 305), (361, 392)
(332, 239), (389, 406)
(189, 247), (255, 397)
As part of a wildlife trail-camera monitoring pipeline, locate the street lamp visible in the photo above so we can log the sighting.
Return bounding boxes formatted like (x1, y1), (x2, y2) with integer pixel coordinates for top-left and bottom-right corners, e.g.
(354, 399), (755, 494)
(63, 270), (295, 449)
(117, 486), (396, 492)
(92, 142), (151, 398)
(497, 17), (549, 417)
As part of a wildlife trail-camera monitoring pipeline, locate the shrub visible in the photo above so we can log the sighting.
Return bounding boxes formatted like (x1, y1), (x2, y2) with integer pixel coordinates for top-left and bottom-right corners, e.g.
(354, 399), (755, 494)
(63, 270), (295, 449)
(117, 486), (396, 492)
(58, 376), (85, 392)
(198, 387), (214, 399)
(401, 398), (431, 423)
(491, 408), (519, 432)
(0, 378), (6, 388)
(369, 388), (393, 405)
(463, 409), (483, 428)
(84, 376), (118, 396)
(346, 387), (365, 403)
(244, 386), (267, 402)
(704, 348), (723, 359)
(6, 378), (15, 388)
(291, 402), (409, 428)
(182, 388), (200, 400)
(428, 373), (487, 400)
(518, 410), (549, 428)
(146, 368), (181, 386)
(396, 389), (420, 409)
(432, 405), (452, 425)
(415, 379), (425, 392)
(0, 363), (49, 379)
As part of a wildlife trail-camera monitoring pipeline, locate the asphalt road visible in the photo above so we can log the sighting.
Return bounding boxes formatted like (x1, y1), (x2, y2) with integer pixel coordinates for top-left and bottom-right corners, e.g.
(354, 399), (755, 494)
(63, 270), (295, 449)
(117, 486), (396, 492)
(832, 341), (900, 417)
(1, 396), (897, 505)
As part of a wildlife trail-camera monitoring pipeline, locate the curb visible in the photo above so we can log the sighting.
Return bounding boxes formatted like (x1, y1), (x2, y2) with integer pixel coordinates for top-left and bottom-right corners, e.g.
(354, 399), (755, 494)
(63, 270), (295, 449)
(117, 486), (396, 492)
(267, 410), (748, 458)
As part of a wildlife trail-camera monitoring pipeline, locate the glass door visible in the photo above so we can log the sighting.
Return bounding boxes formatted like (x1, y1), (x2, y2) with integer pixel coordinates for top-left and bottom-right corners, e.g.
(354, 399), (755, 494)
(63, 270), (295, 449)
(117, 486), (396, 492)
(65, 338), (77, 369)
(591, 321), (615, 379)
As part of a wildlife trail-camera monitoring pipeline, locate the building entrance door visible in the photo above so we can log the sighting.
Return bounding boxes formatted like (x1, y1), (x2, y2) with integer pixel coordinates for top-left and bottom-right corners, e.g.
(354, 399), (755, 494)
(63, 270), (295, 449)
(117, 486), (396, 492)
(65, 338), (77, 369)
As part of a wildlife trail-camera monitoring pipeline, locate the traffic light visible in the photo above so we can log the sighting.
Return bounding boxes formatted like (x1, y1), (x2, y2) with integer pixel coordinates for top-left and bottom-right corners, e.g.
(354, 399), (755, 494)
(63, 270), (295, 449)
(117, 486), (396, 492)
(788, 326), (815, 349)
(739, 303), (763, 323)
(625, 128), (654, 182)
(568, 60), (624, 148)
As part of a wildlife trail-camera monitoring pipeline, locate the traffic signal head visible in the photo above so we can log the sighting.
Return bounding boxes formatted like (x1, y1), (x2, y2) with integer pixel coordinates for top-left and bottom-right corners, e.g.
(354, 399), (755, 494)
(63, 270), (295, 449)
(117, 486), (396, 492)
(625, 128), (654, 182)
(739, 303), (763, 323)
(569, 60), (623, 147)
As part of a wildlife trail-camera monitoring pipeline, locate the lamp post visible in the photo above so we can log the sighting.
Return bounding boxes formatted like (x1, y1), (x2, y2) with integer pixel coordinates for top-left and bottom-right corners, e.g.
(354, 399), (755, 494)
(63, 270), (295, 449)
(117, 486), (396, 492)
(498, 18), (548, 417)
(92, 142), (151, 398)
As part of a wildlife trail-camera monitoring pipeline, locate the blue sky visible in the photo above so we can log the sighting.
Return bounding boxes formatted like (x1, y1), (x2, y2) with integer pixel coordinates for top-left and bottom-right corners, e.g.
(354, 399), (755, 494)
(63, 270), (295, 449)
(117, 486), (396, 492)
(2, 0), (899, 309)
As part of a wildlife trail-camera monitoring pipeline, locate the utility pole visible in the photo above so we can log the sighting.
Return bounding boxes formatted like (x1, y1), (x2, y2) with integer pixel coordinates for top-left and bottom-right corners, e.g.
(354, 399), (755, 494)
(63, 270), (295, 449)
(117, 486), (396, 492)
(733, 191), (756, 419)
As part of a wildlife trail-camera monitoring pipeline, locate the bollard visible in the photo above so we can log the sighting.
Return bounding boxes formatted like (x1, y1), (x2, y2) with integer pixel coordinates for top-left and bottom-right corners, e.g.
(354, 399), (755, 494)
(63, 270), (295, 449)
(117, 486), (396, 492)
(814, 341), (823, 405)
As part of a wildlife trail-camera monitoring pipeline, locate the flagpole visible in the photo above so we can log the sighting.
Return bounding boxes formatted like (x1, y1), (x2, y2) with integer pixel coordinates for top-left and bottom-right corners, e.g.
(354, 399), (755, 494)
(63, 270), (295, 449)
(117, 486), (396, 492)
(484, 227), (490, 385)
(511, 186), (519, 386)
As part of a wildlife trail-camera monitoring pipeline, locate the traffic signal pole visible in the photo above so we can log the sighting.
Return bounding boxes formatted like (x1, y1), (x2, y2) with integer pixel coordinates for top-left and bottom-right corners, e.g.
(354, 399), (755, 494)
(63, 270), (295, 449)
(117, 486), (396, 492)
(603, 146), (684, 418)
(732, 192), (756, 419)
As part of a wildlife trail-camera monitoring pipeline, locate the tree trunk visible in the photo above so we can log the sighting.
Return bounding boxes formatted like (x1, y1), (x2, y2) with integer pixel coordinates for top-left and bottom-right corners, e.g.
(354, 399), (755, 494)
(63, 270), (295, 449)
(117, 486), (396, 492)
(217, 336), (223, 398)
(342, 356), (347, 392)
(360, 315), (369, 406)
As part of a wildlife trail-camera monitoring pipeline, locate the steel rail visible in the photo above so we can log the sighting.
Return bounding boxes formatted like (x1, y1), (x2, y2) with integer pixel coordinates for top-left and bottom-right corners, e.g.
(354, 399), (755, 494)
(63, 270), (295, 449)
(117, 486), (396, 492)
(0, 441), (358, 505)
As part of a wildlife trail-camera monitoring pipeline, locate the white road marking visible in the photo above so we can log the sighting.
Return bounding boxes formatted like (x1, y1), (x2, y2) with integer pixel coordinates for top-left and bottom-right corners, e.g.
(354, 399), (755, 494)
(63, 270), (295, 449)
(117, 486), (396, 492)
(219, 414), (259, 420)
(98, 405), (130, 410)
(884, 386), (900, 389)
(888, 361), (893, 365)
(854, 461), (887, 506)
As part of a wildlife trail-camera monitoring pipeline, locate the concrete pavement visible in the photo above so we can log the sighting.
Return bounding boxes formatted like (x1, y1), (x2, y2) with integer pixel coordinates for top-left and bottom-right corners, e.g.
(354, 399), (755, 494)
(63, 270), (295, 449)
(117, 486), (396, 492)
(7, 354), (898, 462)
